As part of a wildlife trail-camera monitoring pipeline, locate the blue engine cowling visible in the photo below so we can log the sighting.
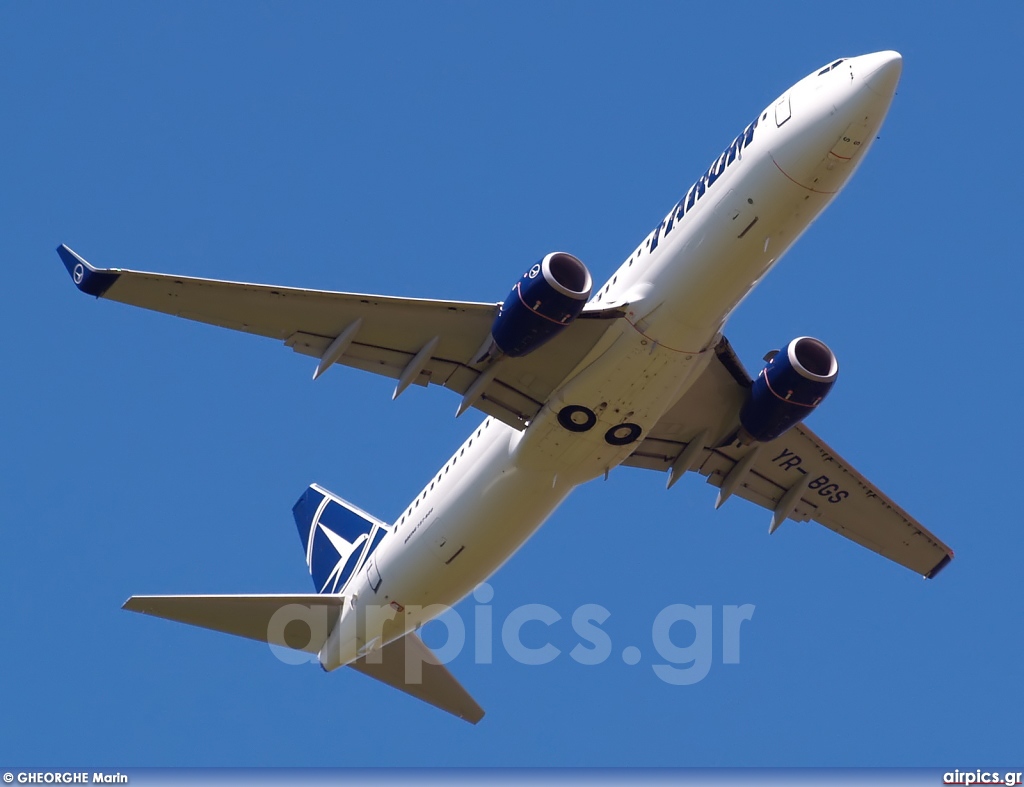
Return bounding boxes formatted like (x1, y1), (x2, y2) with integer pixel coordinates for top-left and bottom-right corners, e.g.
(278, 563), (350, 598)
(490, 252), (593, 357)
(739, 336), (839, 443)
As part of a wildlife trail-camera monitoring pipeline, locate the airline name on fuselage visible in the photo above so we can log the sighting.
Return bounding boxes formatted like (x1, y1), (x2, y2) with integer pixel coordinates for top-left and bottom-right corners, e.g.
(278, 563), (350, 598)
(648, 114), (760, 253)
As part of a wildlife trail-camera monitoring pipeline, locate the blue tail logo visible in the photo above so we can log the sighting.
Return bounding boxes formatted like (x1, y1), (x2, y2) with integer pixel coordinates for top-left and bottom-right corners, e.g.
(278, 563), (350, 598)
(292, 484), (390, 594)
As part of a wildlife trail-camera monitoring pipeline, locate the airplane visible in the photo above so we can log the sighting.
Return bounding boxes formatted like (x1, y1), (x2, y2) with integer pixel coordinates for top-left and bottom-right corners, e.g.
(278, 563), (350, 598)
(57, 50), (952, 724)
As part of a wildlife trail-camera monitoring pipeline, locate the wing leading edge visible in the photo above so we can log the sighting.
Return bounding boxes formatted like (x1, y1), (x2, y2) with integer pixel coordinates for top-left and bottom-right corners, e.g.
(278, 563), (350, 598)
(57, 245), (621, 429)
(624, 338), (953, 578)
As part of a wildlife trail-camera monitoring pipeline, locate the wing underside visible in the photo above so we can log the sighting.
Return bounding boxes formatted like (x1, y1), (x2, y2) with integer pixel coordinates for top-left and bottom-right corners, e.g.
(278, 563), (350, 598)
(57, 245), (621, 429)
(624, 338), (953, 578)
(61, 246), (952, 576)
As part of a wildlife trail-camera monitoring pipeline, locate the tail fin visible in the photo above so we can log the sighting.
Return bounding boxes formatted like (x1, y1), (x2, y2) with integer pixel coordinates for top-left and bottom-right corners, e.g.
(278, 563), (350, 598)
(292, 483), (389, 594)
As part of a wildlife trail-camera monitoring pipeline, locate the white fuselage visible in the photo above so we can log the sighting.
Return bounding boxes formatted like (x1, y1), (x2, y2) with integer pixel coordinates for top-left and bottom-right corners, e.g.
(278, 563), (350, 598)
(320, 52), (904, 670)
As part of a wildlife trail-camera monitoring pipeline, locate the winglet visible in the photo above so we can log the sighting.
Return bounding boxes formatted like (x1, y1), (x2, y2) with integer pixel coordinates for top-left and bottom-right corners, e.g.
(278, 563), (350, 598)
(56, 244), (121, 298)
(924, 552), (953, 579)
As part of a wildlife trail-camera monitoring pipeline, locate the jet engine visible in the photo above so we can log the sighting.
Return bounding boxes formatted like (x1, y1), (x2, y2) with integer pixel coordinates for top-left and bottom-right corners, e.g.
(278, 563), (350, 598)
(739, 336), (838, 443)
(489, 252), (593, 357)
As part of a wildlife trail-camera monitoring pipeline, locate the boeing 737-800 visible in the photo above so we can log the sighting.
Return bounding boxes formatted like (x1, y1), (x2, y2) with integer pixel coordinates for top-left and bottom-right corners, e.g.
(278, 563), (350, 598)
(58, 51), (952, 724)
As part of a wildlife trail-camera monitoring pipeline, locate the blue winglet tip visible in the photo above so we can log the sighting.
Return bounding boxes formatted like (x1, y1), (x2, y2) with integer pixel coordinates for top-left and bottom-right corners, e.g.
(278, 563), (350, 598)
(57, 244), (120, 298)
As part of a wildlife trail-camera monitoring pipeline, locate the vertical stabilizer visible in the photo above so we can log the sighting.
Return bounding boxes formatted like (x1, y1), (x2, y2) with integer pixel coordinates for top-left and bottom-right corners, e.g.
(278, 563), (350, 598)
(292, 484), (390, 594)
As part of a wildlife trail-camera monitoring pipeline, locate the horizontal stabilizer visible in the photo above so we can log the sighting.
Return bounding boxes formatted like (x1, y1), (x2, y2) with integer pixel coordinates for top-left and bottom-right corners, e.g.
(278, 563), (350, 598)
(123, 594), (345, 654)
(349, 633), (485, 724)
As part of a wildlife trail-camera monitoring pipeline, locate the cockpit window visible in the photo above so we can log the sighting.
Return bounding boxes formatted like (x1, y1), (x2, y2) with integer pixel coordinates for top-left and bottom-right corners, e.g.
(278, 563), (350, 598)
(818, 58), (846, 76)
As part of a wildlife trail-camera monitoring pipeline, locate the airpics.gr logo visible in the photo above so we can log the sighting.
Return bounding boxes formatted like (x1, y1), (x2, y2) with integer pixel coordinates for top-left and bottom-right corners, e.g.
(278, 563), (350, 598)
(943, 771), (1023, 786)
(267, 582), (756, 687)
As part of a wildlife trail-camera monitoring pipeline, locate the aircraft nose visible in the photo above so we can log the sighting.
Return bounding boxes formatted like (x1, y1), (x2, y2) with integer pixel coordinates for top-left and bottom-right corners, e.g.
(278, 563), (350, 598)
(859, 50), (903, 97)
(768, 51), (903, 194)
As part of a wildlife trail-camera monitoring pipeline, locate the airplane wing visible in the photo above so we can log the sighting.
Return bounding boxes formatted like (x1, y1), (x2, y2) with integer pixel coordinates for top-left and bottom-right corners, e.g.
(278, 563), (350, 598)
(57, 245), (622, 430)
(623, 338), (954, 578)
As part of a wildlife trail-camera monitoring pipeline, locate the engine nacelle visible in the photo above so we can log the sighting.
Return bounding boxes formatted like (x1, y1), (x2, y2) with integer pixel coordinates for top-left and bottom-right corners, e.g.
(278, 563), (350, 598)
(490, 252), (593, 357)
(739, 336), (839, 443)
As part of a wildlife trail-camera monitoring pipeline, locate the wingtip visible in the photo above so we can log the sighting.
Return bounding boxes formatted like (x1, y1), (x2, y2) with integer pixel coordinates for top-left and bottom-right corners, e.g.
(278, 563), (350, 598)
(925, 553), (954, 579)
(122, 595), (153, 612)
(56, 244), (121, 297)
(56, 243), (83, 276)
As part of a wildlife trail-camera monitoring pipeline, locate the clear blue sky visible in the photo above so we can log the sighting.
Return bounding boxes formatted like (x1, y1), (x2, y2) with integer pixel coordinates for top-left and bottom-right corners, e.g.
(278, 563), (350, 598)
(2, 1), (1021, 768)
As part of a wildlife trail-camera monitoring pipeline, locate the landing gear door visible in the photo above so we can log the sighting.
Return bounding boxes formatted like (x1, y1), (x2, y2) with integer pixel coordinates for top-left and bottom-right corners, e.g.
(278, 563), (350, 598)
(775, 95), (791, 127)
